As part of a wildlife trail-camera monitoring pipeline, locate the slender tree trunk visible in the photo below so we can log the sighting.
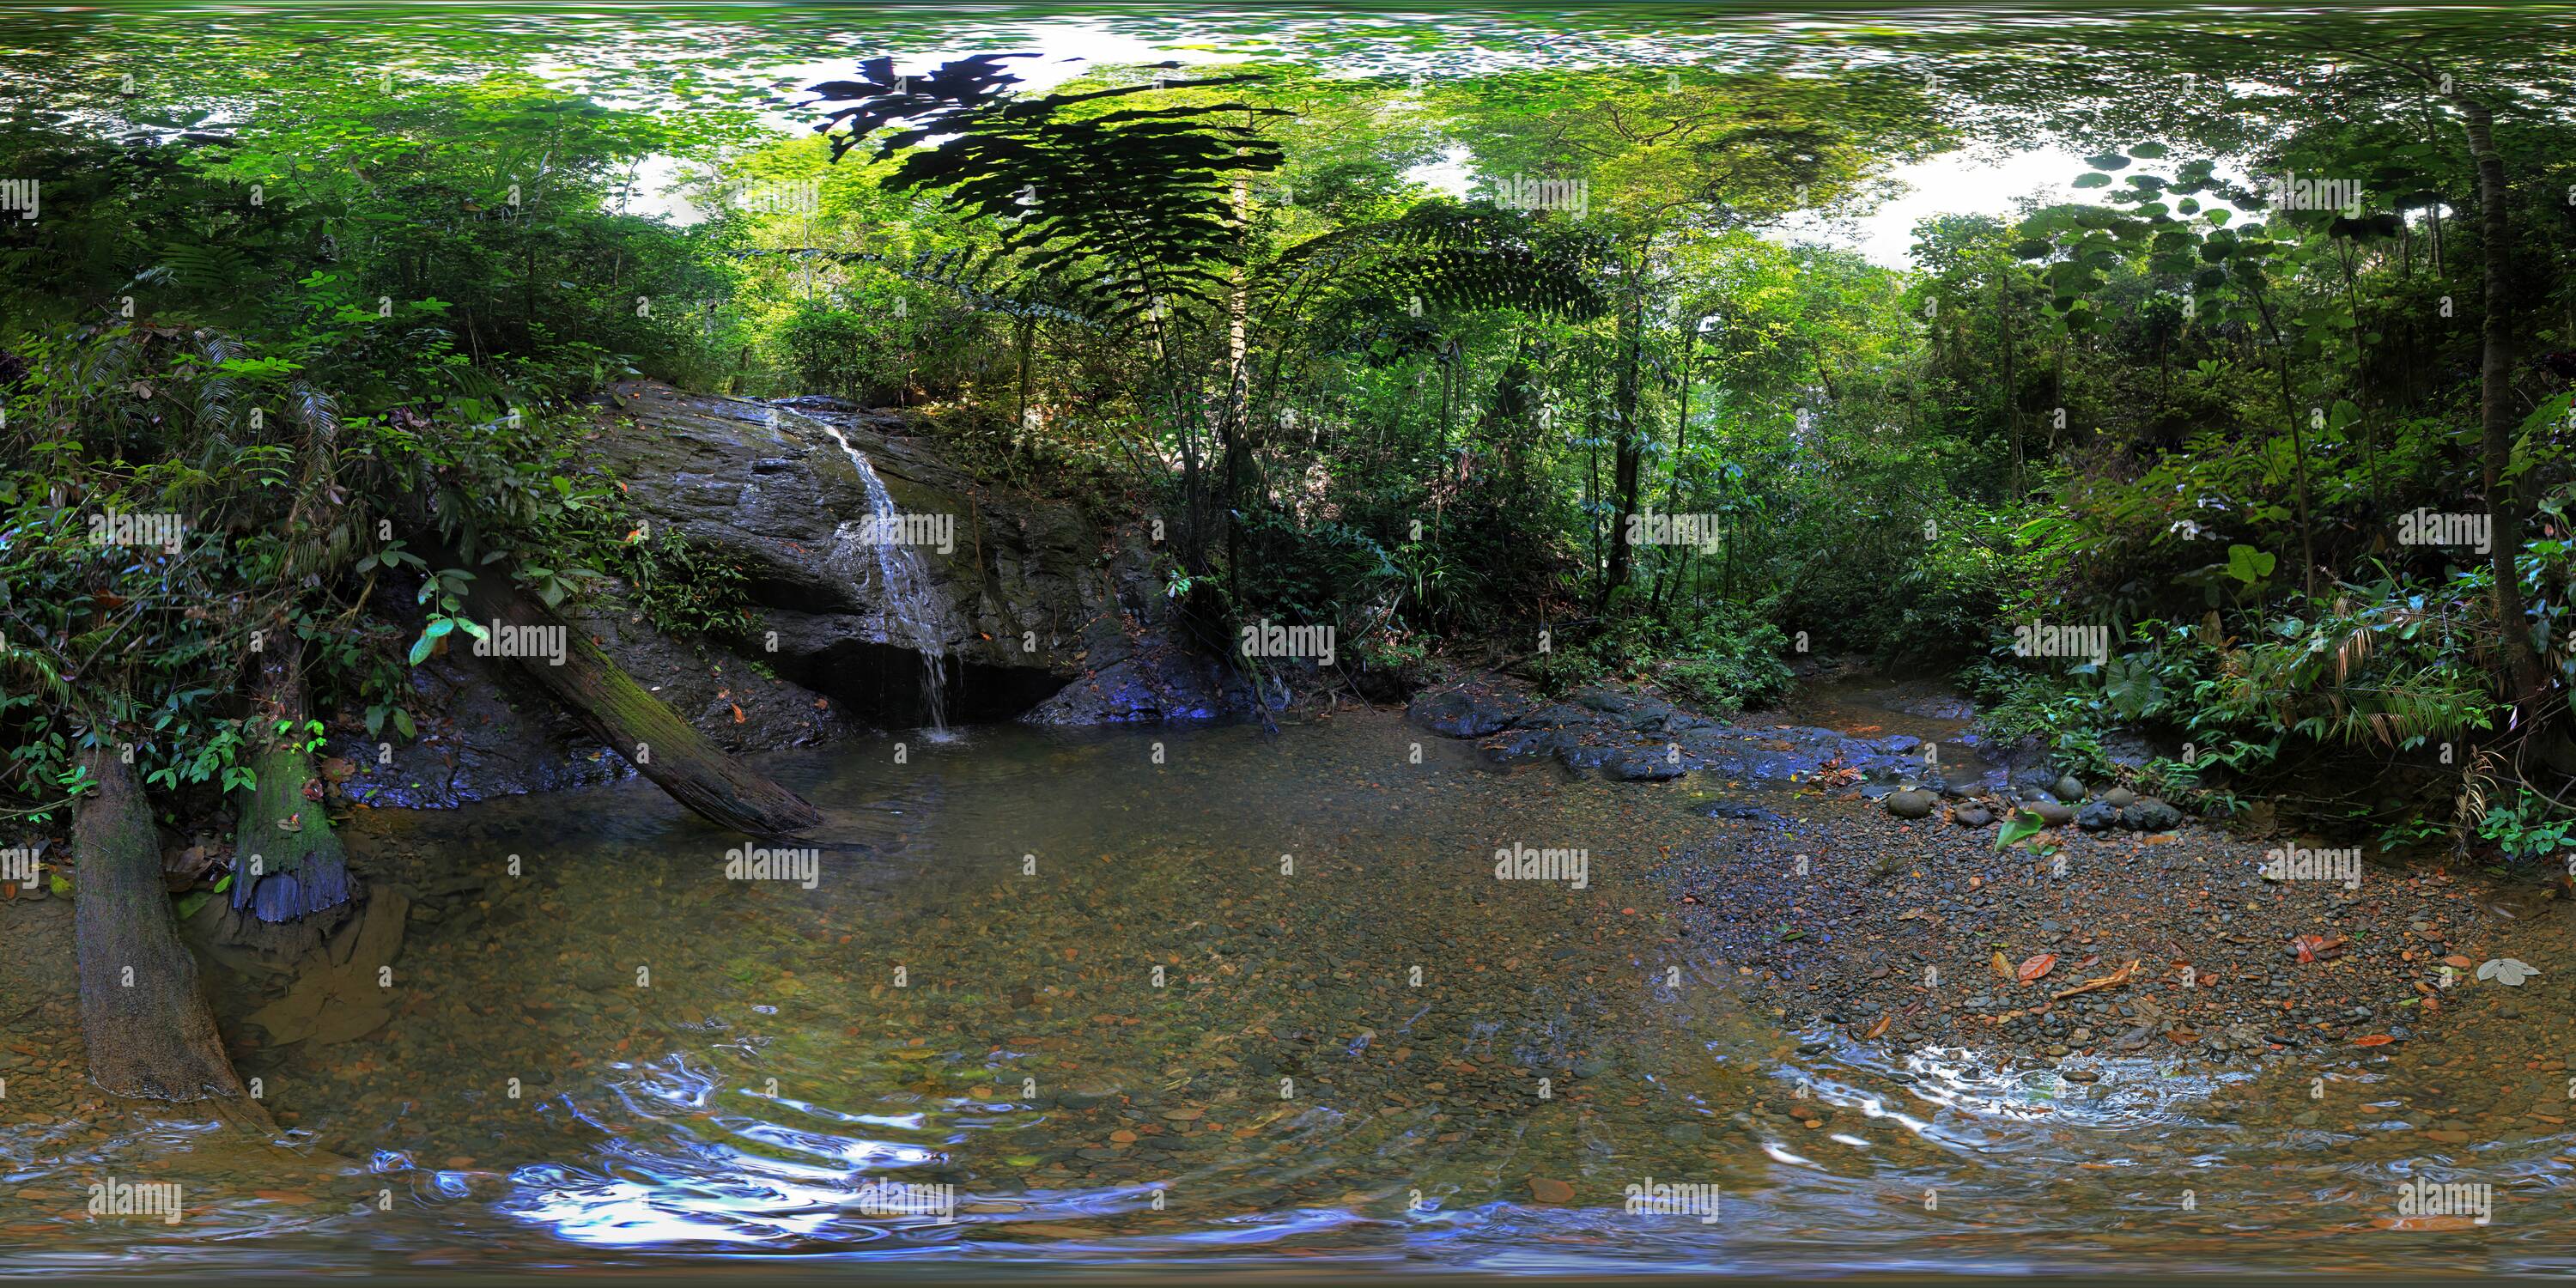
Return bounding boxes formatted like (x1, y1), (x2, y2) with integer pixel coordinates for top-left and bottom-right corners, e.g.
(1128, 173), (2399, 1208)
(2251, 288), (2321, 598)
(76, 742), (249, 1102)
(2458, 97), (2544, 702)
(1600, 265), (1646, 608)
(1998, 266), (2022, 495)
(1651, 319), (1698, 613)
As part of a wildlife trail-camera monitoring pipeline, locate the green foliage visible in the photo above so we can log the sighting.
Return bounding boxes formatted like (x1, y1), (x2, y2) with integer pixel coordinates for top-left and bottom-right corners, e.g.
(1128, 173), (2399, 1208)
(619, 529), (759, 643)
(2476, 789), (2576, 865)
(1656, 605), (1792, 714)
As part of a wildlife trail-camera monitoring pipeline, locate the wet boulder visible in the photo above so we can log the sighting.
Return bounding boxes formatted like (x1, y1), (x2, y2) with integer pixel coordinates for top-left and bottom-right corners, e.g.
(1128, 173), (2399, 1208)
(1571, 687), (1633, 714)
(1482, 727), (1570, 763)
(1516, 702), (1595, 729)
(1409, 687), (1522, 738)
(2121, 798), (2184, 831)
(2075, 800), (2121, 830)
(1608, 746), (1690, 781)
(2031, 800), (2076, 826)
(1884, 787), (1938, 819)
(1953, 804), (1994, 828)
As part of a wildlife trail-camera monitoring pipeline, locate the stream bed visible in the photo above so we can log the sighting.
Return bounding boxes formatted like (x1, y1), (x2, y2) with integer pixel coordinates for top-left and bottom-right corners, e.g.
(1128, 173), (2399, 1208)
(7, 708), (2575, 1275)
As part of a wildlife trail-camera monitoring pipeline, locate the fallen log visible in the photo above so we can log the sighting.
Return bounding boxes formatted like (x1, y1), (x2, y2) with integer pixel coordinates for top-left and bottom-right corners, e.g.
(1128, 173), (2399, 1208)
(449, 556), (823, 836)
(74, 741), (249, 1101)
(231, 631), (358, 933)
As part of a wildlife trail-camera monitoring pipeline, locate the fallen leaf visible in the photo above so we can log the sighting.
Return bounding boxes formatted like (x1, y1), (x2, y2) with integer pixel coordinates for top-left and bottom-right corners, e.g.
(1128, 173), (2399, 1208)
(2477, 957), (2540, 986)
(1865, 1013), (1891, 1040)
(2050, 958), (2142, 1000)
(1991, 951), (2015, 982)
(2354, 1034), (2396, 1048)
(2016, 952), (2058, 984)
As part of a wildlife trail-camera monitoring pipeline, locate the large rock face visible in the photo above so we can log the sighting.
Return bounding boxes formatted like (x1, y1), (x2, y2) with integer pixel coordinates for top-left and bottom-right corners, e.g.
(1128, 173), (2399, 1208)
(337, 382), (1247, 809)
(594, 381), (1246, 726)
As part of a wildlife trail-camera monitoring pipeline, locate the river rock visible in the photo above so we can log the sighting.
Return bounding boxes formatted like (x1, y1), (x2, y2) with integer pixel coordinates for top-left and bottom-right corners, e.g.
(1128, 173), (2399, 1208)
(2121, 798), (2184, 831)
(2103, 786), (2137, 808)
(2054, 775), (2086, 801)
(1410, 688), (1521, 738)
(1608, 747), (1689, 781)
(2075, 801), (2120, 830)
(1953, 804), (1993, 828)
(1884, 788), (1937, 819)
(2031, 800), (2076, 826)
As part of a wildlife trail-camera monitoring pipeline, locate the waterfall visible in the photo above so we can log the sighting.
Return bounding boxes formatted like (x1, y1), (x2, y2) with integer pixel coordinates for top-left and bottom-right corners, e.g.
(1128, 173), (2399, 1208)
(813, 418), (951, 733)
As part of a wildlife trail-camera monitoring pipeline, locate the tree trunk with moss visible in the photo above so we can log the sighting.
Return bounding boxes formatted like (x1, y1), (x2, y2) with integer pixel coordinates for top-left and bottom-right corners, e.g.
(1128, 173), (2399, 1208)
(231, 633), (357, 937)
(75, 741), (248, 1101)
(454, 563), (823, 836)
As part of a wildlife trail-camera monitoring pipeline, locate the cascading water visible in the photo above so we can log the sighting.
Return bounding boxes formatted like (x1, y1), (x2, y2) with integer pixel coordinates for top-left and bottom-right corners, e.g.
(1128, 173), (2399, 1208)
(808, 415), (951, 733)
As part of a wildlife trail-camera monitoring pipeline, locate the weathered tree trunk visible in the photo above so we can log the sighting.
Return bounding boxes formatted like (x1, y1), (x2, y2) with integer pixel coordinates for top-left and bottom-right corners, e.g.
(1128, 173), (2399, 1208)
(76, 742), (247, 1102)
(231, 633), (357, 932)
(2459, 97), (2545, 704)
(452, 561), (823, 836)
(1600, 263), (1647, 608)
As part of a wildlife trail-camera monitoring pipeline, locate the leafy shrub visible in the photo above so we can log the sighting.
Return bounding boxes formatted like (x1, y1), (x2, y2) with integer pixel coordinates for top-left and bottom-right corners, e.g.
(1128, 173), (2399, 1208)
(619, 530), (757, 642)
(2476, 789), (2576, 865)
(1525, 648), (1604, 698)
(1657, 605), (1792, 713)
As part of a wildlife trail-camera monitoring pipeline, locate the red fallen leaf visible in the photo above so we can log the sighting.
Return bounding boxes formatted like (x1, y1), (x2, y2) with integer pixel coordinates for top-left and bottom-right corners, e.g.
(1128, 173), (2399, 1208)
(2372, 1214), (2483, 1231)
(2017, 952), (2057, 983)
(730, 703), (746, 724)
(2441, 955), (2474, 969)
(2354, 1034), (2396, 1048)
(1865, 1013), (1892, 1040)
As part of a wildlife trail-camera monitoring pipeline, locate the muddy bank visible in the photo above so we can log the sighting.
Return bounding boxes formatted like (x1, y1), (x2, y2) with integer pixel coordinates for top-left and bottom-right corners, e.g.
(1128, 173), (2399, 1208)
(1406, 667), (2558, 1071)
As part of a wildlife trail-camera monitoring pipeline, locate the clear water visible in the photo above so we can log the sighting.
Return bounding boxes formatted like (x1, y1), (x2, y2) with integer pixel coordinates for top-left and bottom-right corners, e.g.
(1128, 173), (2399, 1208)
(7, 711), (2572, 1276)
